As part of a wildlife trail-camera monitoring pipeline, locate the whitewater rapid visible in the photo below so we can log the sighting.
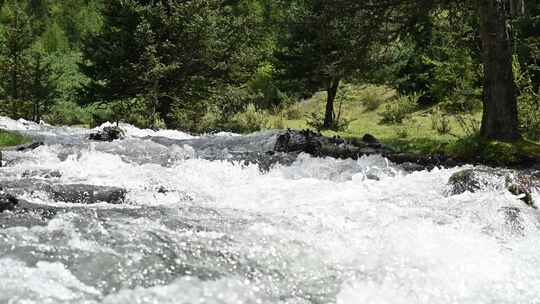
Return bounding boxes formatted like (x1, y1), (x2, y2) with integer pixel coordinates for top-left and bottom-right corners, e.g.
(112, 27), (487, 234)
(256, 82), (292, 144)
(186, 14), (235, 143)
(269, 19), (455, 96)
(1, 117), (540, 304)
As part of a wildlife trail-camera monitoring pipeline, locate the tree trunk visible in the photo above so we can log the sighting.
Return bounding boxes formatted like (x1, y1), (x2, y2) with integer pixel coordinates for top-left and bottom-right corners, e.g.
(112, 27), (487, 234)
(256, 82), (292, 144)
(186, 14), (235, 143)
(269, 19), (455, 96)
(478, 0), (521, 141)
(323, 78), (340, 129)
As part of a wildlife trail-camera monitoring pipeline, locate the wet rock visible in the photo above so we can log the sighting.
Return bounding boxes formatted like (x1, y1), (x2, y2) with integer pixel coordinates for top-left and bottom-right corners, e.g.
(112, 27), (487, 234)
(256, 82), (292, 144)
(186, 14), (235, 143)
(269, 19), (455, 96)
(0, 180), (127, 205)
(0, 191), (18, 212)
(387, 153), (461, 172)
(448, 168), (540, 207)
(274, 129), (386, 160)
(21, 169), (62, 179)
(89, 126), (125, 141)
(361, 133), (381, 148)
(47, 184), (127, 205)
(447, 168), (507, 195)
(507, 174), (540, 207)
(15, 141), (44, 152)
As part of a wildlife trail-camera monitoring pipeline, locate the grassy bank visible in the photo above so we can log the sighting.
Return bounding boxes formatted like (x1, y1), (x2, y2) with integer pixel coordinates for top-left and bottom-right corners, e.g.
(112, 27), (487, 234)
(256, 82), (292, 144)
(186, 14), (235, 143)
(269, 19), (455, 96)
(266, 84), (540, 166)
(0, 130), (30, 148)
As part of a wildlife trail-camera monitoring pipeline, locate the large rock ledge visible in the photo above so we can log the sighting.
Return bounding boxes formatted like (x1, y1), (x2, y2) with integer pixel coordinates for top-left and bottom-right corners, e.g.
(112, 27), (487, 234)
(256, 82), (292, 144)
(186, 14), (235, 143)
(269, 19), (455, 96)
(273, 129), (464, 171)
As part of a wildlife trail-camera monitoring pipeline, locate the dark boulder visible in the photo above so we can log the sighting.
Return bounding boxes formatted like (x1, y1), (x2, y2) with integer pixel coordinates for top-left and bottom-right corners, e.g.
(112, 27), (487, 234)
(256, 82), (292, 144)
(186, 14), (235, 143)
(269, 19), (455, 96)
(22, 169), (62, 179)
(0, 191), (18, 212)
(89, 126), (125, 142)
(387, 153), (461, 172)
(15, 141), (44, 152)
(361, 133), (378, 144)
(448, 168), (539, 207)
(417, 92), (437, 108)
(274, 129), (387, 160)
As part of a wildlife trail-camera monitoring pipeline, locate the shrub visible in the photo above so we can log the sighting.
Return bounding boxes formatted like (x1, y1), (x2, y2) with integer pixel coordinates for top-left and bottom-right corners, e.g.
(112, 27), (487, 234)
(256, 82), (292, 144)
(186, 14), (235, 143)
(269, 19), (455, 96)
(446, 135), (521, 166)
(272, 113), (286, 129)
(45, 101), (92, 126)
(361, 91), (384, 112)
(431, 109), (452, 135)
(227, 104), (269, 133)
(440, 89), (482, 114)
(518, 87), (540, 141)
(514, 54), (540, 141)
(305, 112), (351, 132)
(284, 102), (303, 120)
(454, 114), (480, 137)
(380, 92), (419, 124)
(395, 127), (409, 139)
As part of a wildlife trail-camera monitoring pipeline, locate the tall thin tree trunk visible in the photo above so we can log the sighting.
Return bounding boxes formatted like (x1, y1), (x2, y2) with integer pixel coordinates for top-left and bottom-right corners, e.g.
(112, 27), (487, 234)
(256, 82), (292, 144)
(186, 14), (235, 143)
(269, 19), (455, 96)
(478, 0), (521, 141)
(323, 78), (340, 129)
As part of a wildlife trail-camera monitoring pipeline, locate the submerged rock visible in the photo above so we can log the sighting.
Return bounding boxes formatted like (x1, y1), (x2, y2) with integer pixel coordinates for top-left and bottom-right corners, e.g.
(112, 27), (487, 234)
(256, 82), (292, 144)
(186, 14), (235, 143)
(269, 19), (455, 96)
(47, 184), (127, 205)
(0, 191), (18, 212)
(15, 141), (44, 151)
(0, 180), (127, 205)
(89, 126), (125, 141)
(21, 169), (62, 179)
(448, 168), (540, 207)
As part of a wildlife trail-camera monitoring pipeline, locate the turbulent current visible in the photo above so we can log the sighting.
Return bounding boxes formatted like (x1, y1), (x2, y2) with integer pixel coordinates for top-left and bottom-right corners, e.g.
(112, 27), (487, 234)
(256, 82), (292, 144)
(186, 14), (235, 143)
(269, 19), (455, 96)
(1, 116), (540, 304)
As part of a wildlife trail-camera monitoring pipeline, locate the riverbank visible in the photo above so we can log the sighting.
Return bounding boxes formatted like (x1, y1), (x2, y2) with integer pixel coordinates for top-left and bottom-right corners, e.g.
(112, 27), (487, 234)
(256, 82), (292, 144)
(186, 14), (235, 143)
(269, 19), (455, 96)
(266, 84), (540, 169)
(0, 130), (30, 148)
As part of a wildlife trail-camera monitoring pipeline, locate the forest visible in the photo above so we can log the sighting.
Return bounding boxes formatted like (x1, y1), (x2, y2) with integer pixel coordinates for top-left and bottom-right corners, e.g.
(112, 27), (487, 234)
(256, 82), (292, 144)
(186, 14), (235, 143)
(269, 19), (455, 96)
(0, 0), (539, 162)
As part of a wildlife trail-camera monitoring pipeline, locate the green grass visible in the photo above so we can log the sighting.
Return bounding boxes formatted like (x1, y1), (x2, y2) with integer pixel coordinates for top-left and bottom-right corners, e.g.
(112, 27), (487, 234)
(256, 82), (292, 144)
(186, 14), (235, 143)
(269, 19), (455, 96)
(0, 129), (30, 147)
(266, 83), (540, 166)
(268, 84), (476, 145)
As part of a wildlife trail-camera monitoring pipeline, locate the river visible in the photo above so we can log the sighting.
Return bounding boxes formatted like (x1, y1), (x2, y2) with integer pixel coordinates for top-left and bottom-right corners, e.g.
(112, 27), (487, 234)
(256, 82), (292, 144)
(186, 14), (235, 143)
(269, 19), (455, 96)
(0, 116), (539, 304)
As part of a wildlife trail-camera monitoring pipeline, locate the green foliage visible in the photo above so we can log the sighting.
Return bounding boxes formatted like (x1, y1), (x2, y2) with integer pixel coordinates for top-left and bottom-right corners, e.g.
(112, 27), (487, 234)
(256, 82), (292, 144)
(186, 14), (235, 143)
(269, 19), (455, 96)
(306, 111), (351, 132)
(0, 1), (58, 121)
(80, 0), (270, 129)
(247, 63), (288, 109)
(379, 93), (419, 124)
(284, 102), (303, 120)
(439, 87), (482, 114)
(395, 127), (409, 139)
(454, 114), (481, 137)
(361, 91), (385, 112)
(227, 104), (268, 133)
(514, 55), (540, 141)
(45, 101), (92, 126)
(393, 9), (481, 108)
(446, 136), (523, 166)
(430, 109), (452, 135)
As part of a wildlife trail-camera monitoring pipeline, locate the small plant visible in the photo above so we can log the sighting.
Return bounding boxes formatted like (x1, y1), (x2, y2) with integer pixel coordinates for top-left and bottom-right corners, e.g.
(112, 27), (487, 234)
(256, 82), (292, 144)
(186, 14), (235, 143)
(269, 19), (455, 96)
(272, 113), (286, 129)
(431, 109), (452, 135)
(305, 112), (351, 132)
(284, 102), (303, 120)
(228, 104), (269, 133)
(514, 55), (540, 141)
(380, 92), (419, 124)
(306, 112), (325, 131)
(395, 127), (409, 138)
(362, 91), (384, 112)
(455, 114), (480, 137)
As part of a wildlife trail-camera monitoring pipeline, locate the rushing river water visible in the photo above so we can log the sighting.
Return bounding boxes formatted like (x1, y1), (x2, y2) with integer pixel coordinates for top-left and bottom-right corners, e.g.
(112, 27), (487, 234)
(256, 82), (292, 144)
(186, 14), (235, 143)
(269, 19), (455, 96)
(1, 116), (540, 304)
